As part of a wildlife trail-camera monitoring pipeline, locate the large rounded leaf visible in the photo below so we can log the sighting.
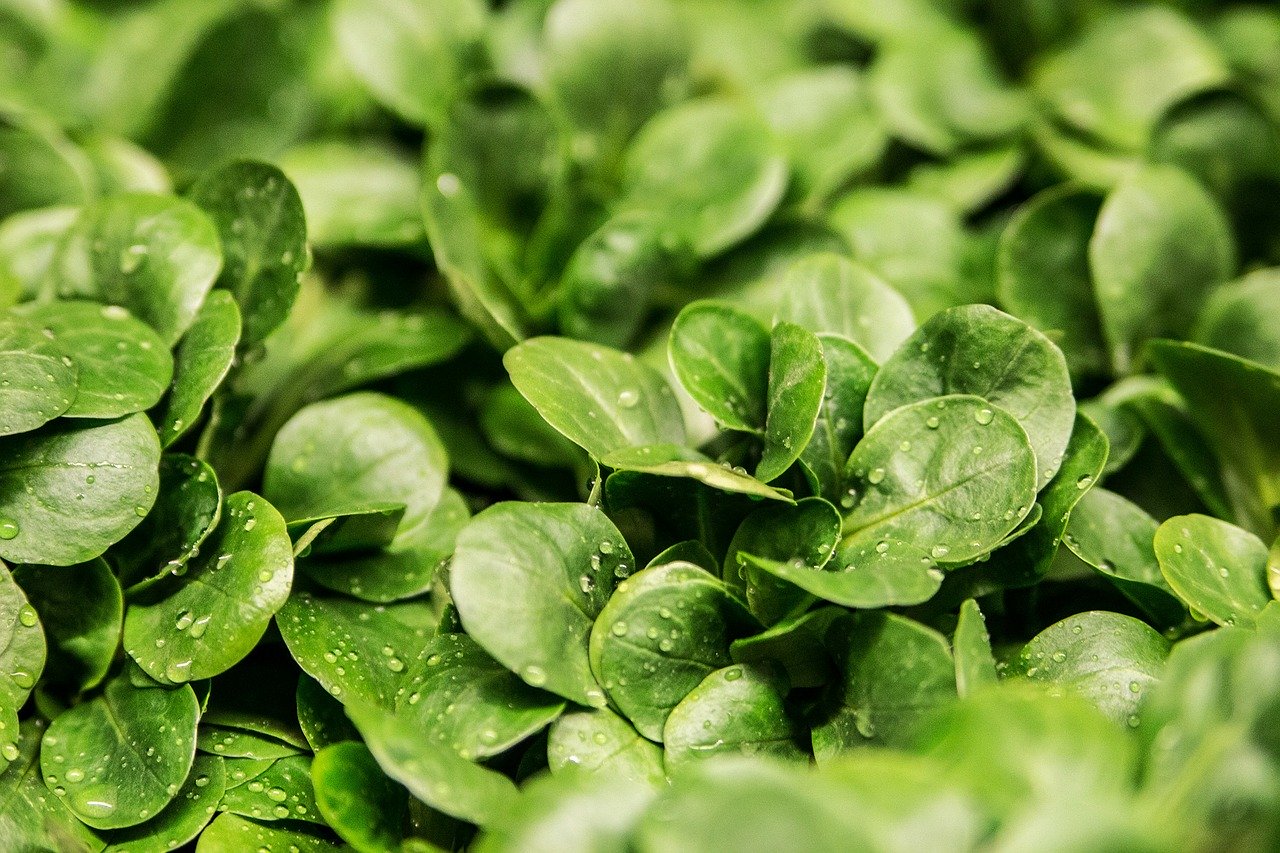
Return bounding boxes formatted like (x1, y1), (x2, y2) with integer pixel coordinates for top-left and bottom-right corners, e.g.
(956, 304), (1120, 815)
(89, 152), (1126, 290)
(333, 0), (488, 128)
(0, 413), (161, 566)
(546, 708), (665, 786)
(41, 677), (198, 829)
(0, 312), (77, 437)
(101, 754), (225, 853)
(312, 742), (407, 852)
(996, 184), (1108, 379)
(17, 301), (172, 419)
(864, 304), (1074, 485)
(1089, 166), (1235, 374)
(277, 590), (433, 710)
(776, 253), (914, 363)
(779, 396), (1035, 608)
(451, 502), (630, 706)
(1016, 611), (1170, 728)
(663, 663), (805, 767)
(124, 491), (294, 684)
(812, 613), (956, 757)
(619, 99), (788, 258)
(264, 392), (449, 598)
(757, 322), (826, 483)
(589, 561), (751, 740)
(505, 337), (686, 460)
(346, 702), (519, 828)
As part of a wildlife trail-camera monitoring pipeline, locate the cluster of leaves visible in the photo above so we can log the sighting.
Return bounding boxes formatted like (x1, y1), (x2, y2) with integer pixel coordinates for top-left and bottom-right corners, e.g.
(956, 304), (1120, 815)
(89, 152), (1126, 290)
(3, 0), (1280, 850)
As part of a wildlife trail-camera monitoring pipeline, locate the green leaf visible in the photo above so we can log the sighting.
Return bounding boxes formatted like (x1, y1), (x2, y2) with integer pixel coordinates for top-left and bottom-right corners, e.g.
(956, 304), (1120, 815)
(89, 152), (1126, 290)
(190, 161), (307, 347)
(333, 0), (488, 128)
(41, 677), (198, 829)
(0, 563), (44, 765)
(953, 599), (997, 697)
(1032, 6), (1229, 151)
(996, 184), (1108, 379)
(915, 685), (1137, 819)
(395, 632), (565, 761)
(264, 392), (449, 601)
(0, 721), (103, 852)
(663, 663), (805, 766)
(0, 311), (77, 436)
(1148, 340), (1280, 539)
(757, 322), (825, 483)
(1016, 611), (1170, 728)
(1065, 486), (1186, 626)
(0, 413), (161, 566)
(16, 301), (172, 419)
(13, 559), (119, 693)
(281, 141), (425, 249)
(864, 304), (1075, 486)
(220, 754), (319, 824)
(196, 812), (343, 852)
(505, 337), (686, 460)
(589, 561), (752, 740)
(799, 334), (877, 504)
(123, 491), (293, 685)
(870, 24), (1027, 156)
(543, 0), (689, 172)
(52, 193), (223, 345)
(346, 701), (519, 827)
(821, 396), (1035, 607)
(668, 301), (770, 433)
(295, 677), (360, 752)
(619, 99), (788, 258)
(1126, 395), (1233, 522)
(474, 770), (657, 853)
(1089, 166), (1235, 374)
(312, 742), (406, 853)
(602, 445), (795, 503)
(776, 254), (914, 363)
(729, 607), (840, 690)
(1194, 268), (1280, 373)
(101, 754), (225, 853)
(153, 290), (240, 448)
(277, 590), (433, 710)
(812, 613), (956, 757)
(557, 212), (679, 350)
(725, 497), (840, 624)
(0, 115), (92, 219)
(1155, 514), (1273, 628)
(112, 454), (221, 592)
(754, 67), (887, 206)
(546, 708), (665, 786)
(451, 502), (629, 707)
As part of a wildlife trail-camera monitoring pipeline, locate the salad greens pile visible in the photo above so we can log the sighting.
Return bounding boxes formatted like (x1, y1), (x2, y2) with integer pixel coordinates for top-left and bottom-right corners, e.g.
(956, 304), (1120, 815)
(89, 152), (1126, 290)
(3, 0), (1280, 850)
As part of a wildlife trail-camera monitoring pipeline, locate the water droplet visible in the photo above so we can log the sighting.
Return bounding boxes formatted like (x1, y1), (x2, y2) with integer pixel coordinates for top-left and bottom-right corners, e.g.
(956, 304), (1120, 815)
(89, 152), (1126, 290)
(0, 518), (18, 540)
(875, 541), (890, 554)
(925, 416), (940, 429)
(386, 658), (404, 672)
(135, 505), (149, 518)
(723, 667), (743, 682)
(867, 468), (885, 485)
(165, 660), (192, 683)
(1173, 543), (1183, 554)
(1051, 652), (1066, 663)
(930, 544), (950, 560)
(243, 518), (256, 531)
(1076, 474), (1094, 490)
(266, 787), (287, 803)
(18, 605), (37, 628)
(1, 743), (18, 762)
(65, 769), (84, 783)
(175, 610), (194, 631)
(611, 621), (628, 637)
(1129, 681), (1141, 694)
(599, 540), (615, 555)
(523, 665), (547, 686)
(616, 390), (639, 408)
